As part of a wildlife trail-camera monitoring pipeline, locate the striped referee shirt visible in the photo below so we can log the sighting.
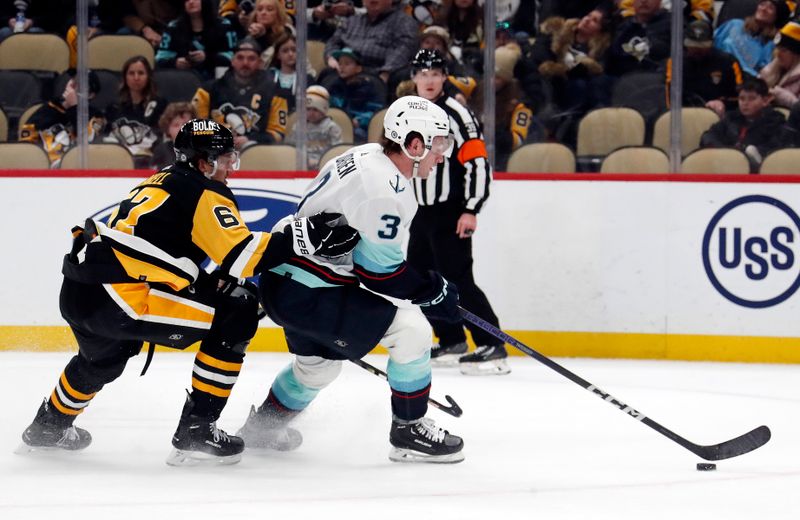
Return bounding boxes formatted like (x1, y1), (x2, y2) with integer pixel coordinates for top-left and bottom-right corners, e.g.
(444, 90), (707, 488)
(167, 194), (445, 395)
(411, 95), (492, 214)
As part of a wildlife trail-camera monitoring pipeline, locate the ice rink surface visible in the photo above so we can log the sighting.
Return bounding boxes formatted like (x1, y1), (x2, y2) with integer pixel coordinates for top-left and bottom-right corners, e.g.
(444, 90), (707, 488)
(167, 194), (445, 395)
(1, 351), (799, 519)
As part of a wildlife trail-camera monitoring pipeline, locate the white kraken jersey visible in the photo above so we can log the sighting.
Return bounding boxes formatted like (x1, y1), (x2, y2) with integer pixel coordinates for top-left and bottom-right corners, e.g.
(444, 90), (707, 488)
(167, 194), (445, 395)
(271, 143), (418, 287)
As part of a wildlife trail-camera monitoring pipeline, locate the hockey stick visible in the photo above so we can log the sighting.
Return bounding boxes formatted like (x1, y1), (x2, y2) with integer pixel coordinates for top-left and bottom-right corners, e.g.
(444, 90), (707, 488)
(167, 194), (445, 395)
(459, 307), (770, 461)
(350, 358), (463, 417)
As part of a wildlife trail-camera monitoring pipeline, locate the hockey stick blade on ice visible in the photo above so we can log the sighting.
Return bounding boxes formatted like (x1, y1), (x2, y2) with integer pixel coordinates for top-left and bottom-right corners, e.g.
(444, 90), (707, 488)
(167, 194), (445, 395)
(350, 358), (463, 417)
(459, 307), (770, 461)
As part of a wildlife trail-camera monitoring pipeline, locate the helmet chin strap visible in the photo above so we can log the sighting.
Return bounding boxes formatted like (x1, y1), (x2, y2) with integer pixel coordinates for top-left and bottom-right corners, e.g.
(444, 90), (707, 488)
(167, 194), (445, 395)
(401, 144), (429, 178)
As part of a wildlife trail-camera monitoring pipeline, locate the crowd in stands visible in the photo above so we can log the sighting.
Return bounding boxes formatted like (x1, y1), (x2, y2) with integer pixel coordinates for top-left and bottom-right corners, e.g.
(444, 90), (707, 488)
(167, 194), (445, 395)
(2, 0), (800, 172)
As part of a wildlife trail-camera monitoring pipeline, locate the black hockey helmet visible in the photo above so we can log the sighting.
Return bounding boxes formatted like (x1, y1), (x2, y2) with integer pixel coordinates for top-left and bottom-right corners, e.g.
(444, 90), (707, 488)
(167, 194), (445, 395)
(411, 48), (447, 75)
(174, 118), (235, 166)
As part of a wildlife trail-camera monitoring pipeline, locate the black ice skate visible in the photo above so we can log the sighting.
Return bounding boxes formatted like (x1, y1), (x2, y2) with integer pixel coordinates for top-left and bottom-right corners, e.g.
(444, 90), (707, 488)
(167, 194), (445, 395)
(166, 395), (244, 466)
(236, 404), (303, 451)
(459, 345), (511, 376)
(16, 399), (92, 454)
(389, 417), (464, 464)
(430, 341), (468, 367)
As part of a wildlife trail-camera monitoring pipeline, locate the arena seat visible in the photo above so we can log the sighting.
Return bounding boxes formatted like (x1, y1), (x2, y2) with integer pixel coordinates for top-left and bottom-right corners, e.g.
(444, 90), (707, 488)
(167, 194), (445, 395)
(153, 69), (202, 103)
(611, 71), (666, 124)
(506, 143), (576, 173)
(0, 107), (7, 142)
(52, 70), (121, 113)
(681, 148), (750, 174)
(0, 142), (50, 168)
(239, 144), (297, 170)
(287, 108), (354, 144)
(600, 146), (670, 173)
(59, 144), (135, 169)
(0, 33), (70, 74)
(577, 108), (645, 171)
(17, 102), (42, 140)
(317, 144), (355, 169)
(652, 108), (719, 157)
(0, 71), (42, 132)
(760, 149), (800, 174)
(306, 40), (326, 78)
(367, 108), (387, 143)
(88, 35), (154, 71)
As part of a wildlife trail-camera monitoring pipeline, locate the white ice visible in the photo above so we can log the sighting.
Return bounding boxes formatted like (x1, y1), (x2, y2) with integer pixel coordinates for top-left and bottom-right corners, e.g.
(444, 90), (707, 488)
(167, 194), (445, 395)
(1, 351), (798, 519)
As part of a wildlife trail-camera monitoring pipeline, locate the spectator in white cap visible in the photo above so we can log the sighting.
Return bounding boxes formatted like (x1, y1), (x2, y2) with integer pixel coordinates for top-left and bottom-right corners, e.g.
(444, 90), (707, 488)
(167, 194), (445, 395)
(286, 85), (344, 169)
(759, 19), (800, 108)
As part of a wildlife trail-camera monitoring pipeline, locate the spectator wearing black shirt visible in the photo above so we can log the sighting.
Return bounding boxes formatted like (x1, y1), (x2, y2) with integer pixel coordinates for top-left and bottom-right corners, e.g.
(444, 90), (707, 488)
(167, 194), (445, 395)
(700, 77), (786, 172)
(666, 20), (743, 117)
(105, 56), (168, 168)
(607, 0), (671, 76)
(156, 0), (237, 80)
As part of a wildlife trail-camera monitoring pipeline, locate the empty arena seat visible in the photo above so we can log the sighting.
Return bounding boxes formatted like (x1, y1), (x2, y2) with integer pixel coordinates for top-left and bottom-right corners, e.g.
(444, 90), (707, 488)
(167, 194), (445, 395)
(652, 108), (720, 157)
(239, 144), (297, 170)
(0, 33), (70, 74)
(153, 69), (202, 103)
(681, 148), (750, 174)
(59, 144), (135, 169)
(760, 149), (800, 174)
(505, 143), (576, 173)
(600, 146), (670, 173)
(0, 142), (50, 168)
(88, 35), (155, 71)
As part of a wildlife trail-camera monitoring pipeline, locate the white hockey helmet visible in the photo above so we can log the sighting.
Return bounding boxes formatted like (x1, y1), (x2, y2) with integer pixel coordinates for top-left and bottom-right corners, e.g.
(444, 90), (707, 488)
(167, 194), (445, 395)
(384, 95), (452, 164)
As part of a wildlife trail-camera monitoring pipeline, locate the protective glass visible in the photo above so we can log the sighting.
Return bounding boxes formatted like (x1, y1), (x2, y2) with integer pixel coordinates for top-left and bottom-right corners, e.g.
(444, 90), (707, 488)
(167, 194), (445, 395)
(215, 151), (240, 171)
(430, 134), (455, 156)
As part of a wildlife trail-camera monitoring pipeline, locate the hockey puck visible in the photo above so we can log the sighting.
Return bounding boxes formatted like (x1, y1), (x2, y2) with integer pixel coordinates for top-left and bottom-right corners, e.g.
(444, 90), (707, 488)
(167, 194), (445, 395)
(696, 462), (717, 471)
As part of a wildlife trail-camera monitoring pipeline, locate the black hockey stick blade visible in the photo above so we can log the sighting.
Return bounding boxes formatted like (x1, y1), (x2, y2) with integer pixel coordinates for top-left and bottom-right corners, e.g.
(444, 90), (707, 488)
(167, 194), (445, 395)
(691, 425), (771, 461)
(459, 306), (771, 461)
(349, 359), (463, 417)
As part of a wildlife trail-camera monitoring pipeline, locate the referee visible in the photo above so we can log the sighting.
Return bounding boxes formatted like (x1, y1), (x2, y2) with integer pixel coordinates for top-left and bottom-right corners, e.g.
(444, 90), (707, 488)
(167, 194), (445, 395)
(405, 49), (509, 376)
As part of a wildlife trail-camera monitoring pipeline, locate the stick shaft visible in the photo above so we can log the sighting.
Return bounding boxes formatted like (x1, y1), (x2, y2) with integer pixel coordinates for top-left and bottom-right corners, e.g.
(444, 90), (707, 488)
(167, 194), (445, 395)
(459, 306), (770, 460)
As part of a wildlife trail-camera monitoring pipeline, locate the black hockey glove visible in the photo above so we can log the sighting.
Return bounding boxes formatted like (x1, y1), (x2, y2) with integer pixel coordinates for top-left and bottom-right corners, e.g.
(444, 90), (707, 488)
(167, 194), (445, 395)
(289, 212), (360, 258)
(411, 271), (461, 324)
(205, 271), (265, 318)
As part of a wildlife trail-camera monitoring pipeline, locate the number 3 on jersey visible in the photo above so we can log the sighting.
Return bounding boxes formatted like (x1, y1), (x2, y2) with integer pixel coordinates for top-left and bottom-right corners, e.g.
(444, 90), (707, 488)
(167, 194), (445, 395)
(378, 214), (400, 239)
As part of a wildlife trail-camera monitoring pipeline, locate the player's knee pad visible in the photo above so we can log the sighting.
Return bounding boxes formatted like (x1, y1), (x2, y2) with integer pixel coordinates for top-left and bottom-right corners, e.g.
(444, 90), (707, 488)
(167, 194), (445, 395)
(382, 307), (432, 364)
(293, 356), (342, 389)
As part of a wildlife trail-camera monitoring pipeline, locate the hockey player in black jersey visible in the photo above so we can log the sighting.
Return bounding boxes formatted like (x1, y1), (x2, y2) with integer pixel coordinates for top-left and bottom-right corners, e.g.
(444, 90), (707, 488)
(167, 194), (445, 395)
(18, 119), (359, 466)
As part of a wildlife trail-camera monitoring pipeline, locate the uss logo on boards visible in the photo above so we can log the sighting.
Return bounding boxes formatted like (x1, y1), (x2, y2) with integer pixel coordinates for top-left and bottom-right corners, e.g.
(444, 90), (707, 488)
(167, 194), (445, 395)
(702, 195), (800, 308)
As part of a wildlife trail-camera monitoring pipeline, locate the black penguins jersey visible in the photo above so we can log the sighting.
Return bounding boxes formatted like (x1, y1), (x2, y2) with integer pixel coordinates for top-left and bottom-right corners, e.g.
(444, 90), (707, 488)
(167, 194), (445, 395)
(19, 100), (106, 167)
(105, 163), (281, 285)
(192, 70), (288, 143)
(105, 98), (167, 158)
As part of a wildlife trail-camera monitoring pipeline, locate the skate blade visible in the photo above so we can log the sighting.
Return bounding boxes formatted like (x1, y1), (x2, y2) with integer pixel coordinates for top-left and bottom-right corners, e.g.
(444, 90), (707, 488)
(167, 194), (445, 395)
(388, 447), (465, 464)
(459, 359), (511, 376)
(237, 425), (303, 452)
(430, 353), (462, 368)
(165, 448), (242, 467)
(14, 442), (86, 455)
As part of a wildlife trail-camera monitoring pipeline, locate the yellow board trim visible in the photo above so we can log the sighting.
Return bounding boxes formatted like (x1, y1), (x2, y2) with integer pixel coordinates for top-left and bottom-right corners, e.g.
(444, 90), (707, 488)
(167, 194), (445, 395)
(3, 326), (800, 364)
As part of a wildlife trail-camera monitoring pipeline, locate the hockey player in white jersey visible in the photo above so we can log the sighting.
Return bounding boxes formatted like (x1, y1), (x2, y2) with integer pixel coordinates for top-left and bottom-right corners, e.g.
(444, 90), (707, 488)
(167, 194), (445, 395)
(237, 95), (465, 463)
